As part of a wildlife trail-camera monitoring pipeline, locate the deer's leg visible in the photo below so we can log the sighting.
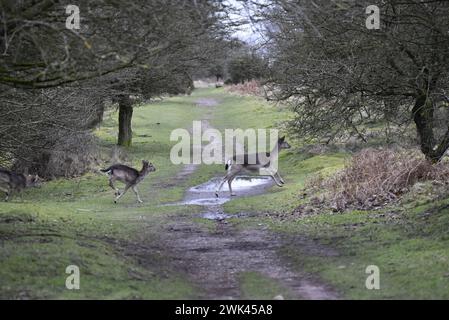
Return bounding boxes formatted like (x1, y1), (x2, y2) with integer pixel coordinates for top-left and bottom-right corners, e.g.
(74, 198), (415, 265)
(215, 176), (228, 198)
(114, 184), (131, 203)
(267, 170), (283, 187)
(215, 165), (241, 197)
(227, 174), (238, 196)
(108, 177), (120, 196)
(132, 186), (143, 203)
(275, 171), (285, 184)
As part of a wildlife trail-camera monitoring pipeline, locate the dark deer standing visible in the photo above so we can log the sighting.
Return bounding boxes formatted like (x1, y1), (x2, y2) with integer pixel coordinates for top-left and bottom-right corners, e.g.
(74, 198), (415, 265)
(101, 160), (156, 203)
(0, 168), (41, 201)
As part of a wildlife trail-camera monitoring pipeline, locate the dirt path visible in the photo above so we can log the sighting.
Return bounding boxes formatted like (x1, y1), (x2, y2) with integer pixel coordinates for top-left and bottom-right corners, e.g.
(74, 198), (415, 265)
(156, 97), (339, 300)
(163, 218), (338, 299)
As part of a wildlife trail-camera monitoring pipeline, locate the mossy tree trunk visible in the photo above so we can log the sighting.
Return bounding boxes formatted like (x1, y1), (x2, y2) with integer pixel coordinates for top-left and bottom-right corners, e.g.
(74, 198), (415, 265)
(413, 94), (449, 163)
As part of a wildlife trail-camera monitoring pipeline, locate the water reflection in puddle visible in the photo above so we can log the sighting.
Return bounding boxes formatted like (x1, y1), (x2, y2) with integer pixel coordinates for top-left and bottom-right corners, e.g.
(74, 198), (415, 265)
(189, 176), (272, 193)
(181, 176), (273, 207)
(201, 212), (231, 220)
(183, 198), (229, 206)
(165, 176), (274, 221)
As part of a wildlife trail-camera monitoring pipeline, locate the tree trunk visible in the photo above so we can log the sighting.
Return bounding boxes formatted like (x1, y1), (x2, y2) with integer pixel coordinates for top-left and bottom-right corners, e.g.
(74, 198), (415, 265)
(412, 95), (449, 163)
(117, 95), (133, 147)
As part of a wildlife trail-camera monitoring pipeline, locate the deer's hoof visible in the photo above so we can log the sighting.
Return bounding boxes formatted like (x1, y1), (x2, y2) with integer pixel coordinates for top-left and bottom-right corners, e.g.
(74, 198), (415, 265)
(137, 200), (143, 204)
(215, 192), (219, 198)
(231, 193), (237, 197)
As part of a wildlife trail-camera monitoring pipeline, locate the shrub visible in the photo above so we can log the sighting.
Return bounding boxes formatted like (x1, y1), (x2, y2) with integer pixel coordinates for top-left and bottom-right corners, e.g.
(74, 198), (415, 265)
(306, 148), (449, 211)
(225, 80), (264, 96)
(12, 132), (99, 179)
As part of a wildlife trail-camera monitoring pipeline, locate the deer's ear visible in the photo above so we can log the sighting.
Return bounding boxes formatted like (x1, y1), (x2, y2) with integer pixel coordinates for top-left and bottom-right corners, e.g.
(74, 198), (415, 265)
(279, 136), (285, 142)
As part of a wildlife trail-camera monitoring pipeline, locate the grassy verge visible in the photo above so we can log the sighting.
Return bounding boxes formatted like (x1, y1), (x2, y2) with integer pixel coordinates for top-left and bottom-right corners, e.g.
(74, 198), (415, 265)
(204, 89), (346, 214)
(238, 271), (294, 300)
(3, 87), (448, 299)
(211, 89), (449, 299)
(0, 91), (210, 299)
(264, 198), (449, 299)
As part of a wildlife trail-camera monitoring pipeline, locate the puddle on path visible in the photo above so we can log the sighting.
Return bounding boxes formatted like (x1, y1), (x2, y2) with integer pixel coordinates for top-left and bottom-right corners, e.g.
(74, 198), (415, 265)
(164, 175), (274, 220)
(186, 176), (274, 220)
(157, 98), (338, 299)
(190, 176), (272, 193)
(161, 168), (338, 299)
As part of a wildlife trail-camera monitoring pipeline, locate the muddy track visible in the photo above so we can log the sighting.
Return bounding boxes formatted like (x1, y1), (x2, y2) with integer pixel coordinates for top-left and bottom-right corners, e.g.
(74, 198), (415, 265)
(155, 98), (339, 300)
(162, 218), (338, 299)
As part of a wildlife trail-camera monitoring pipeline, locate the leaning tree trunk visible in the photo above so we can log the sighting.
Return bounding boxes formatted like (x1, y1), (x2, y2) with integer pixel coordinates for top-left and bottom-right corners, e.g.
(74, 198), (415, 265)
(117, 95), (133, 147)
(412, 94), (449, 163)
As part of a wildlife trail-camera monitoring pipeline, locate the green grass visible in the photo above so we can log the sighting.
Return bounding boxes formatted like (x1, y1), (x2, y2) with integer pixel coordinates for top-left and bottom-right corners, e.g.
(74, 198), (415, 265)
(206, 90), (289, 131)
(0, 92), (210, 299)
(186, 88), (347, 214)
(238, 272), (294, 300)
(205, 89), (449, 299)
(230, 195), (449, 299)
(2, 87), (449, 299)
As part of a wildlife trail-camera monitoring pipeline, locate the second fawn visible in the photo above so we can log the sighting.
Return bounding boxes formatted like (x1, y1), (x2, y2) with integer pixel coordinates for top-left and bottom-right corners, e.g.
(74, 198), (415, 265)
(101, 160), (156, 203)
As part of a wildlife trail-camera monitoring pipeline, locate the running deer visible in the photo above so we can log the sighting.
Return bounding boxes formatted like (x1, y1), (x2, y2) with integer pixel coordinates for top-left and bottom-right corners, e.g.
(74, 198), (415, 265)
(101, 160), (156, 203)
(215, 136), (291, 197)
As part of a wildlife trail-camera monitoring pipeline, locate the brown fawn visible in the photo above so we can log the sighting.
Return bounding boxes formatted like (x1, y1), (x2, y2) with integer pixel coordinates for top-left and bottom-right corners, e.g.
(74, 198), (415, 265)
(101, 160), (156, 203)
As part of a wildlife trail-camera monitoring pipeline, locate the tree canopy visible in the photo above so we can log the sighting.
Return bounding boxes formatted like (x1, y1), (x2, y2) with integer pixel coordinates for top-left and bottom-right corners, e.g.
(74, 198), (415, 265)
(0, 0), (232, 174)
(254, 0), (449, 161)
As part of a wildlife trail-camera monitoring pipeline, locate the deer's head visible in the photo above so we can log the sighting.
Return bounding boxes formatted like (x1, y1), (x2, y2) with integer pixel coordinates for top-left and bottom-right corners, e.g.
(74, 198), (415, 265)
(278, 136), (291, 150)
(141, 160), (156, 174)
(26, 174), (42, 188)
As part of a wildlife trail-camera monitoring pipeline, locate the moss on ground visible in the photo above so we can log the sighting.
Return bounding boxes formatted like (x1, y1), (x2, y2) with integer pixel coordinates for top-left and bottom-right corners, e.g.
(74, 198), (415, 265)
(2, 87), (449, 299)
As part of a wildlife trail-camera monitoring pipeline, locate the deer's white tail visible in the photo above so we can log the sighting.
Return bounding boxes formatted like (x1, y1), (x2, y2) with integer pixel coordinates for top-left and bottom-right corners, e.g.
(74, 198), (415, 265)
(225, 159), (232, 171)
(100, 167), (112, 174)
